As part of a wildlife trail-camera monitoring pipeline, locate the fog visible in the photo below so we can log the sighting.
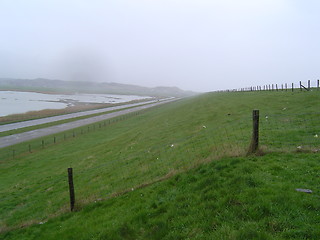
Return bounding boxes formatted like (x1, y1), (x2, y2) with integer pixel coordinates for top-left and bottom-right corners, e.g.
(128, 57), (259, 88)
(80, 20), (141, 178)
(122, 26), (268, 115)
(0, 0), (320, 92)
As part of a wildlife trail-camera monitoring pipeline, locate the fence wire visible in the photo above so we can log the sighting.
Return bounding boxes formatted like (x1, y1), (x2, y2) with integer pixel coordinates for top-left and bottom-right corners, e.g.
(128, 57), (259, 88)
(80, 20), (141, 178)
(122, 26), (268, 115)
(1, 110), (319, 229)
(260, 112), (320, 152)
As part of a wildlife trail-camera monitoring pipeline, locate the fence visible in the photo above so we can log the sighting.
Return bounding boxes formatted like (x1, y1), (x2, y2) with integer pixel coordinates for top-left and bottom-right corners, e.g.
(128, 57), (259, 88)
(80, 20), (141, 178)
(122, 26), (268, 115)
(260, 111), (320, 152)
(0, 110), (144, 160)
(224, 79), (320, 92)
(67, 109), (320, 211)
(1, 108), (319, 230)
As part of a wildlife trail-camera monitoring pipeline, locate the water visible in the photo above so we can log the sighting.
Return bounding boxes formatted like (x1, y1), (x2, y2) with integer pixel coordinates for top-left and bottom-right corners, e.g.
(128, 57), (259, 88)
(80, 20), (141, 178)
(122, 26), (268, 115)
(0, 91), (151, 117)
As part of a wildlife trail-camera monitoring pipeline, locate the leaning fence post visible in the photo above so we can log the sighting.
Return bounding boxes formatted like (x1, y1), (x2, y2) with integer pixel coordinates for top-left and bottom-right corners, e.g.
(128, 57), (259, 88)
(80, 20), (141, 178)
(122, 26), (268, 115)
(248, 110), (259, 154)
(68, 168), (75, 212)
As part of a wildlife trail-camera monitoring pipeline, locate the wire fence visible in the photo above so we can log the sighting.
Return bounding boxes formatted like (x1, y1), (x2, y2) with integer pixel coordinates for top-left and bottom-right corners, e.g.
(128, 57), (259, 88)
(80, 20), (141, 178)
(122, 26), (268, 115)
(1, 109), (320, 230)
(0, 110), (144, 161)
(260, 112), (320, 152)
(223, 79), (320, 92)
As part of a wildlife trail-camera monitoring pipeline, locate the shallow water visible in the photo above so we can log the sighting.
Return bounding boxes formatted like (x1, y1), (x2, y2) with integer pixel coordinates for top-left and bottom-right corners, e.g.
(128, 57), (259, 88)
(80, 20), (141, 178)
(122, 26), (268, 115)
(0, 91), (151, 116)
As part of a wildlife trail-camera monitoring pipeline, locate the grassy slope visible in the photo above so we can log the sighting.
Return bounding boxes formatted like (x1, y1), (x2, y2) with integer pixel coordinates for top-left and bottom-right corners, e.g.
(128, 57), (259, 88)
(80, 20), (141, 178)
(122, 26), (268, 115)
(3, 152), (320, 240)
(1, 90), (320, 239)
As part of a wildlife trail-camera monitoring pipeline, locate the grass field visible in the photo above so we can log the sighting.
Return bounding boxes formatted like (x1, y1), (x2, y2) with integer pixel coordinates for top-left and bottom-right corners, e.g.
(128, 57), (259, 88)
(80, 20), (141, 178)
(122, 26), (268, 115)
(1, 90), (320, 239)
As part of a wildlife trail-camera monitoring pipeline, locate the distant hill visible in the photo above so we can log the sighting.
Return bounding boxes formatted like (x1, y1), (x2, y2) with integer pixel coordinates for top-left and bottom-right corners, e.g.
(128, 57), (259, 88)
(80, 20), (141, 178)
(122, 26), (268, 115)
(0, 78), (197, 97)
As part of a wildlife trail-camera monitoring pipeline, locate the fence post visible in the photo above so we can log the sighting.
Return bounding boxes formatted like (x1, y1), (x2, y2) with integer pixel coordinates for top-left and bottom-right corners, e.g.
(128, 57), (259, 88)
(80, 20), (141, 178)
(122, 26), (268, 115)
(308, 80), (310, 90)
(318, 79), (319, 91)
(300, 81), (302, 91)
(248, 110), (259, 154)
(68, 168), (75, 212)
(292, 83), (294, 92)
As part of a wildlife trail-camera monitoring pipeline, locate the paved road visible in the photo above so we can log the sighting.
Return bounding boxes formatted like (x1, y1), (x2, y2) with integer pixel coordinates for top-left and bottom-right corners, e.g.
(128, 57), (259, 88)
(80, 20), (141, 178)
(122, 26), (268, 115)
(0, 98), (172, 133)
(0, 98), (176, 148)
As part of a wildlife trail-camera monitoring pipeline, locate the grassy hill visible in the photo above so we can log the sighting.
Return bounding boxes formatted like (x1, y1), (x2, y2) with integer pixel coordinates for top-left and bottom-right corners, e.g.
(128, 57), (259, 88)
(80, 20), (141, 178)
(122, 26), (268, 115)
(0, 78), (196, 97)
(1, 90), (320, 239)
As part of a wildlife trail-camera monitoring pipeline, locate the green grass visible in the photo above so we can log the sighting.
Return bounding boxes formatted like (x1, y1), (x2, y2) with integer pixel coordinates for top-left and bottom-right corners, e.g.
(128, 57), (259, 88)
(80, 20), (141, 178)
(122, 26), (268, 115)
(2, 152), (320, 239)
(1, 90), (320, 239)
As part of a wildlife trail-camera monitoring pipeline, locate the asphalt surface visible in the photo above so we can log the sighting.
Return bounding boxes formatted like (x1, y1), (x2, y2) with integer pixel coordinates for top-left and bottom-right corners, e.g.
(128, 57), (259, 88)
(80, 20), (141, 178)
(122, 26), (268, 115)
(0, 99), (169, 133)
(0, 98), (176, 149)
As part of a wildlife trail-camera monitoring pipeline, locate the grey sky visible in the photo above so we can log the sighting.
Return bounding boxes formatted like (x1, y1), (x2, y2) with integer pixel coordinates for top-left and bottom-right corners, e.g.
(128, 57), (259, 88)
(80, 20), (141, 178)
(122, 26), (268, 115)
(0, 0), (319, 92)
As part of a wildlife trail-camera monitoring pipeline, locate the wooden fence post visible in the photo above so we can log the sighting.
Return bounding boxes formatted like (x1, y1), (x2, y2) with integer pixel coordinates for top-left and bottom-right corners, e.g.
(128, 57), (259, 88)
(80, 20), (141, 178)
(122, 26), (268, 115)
(248, 110), (259, 154)
(300, 81), (302, 91)
(292, 83), (294, 92)
(308, 80), (311, 90)
(68, 168), (75, 212)
(318, 79), (319, 91)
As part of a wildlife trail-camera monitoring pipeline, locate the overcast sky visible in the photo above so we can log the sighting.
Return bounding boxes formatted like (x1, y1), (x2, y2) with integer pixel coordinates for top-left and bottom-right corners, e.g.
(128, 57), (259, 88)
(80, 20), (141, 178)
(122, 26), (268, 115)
(0, 0), (319, 92)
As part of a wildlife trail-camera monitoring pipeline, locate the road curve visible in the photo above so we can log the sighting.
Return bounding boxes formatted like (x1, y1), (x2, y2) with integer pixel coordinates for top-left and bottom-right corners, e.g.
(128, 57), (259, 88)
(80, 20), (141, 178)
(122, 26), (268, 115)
(0, 98), (177, 149)
(0, 98), (172, 133)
